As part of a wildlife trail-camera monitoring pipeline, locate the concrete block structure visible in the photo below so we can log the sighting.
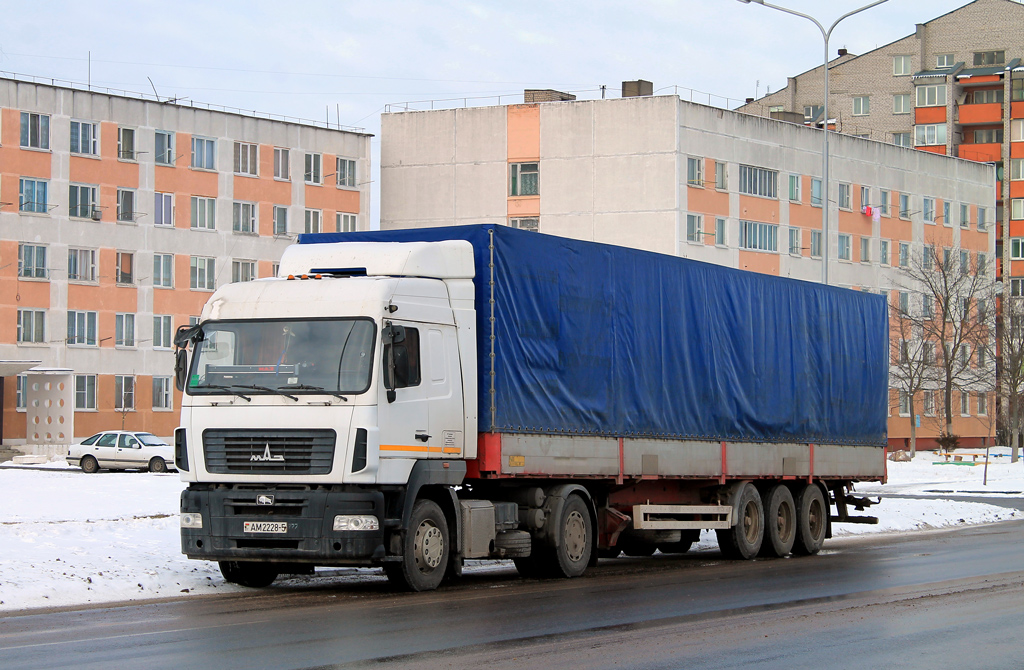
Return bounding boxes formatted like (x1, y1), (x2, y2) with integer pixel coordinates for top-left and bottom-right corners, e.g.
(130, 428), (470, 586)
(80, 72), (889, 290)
(381, 94), (997, 449)
(1, 76), (371, 451)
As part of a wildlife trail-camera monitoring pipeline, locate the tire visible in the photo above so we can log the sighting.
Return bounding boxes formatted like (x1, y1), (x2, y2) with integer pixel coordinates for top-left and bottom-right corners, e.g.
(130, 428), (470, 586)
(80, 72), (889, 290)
(219, 561), (278, 588)
(793, 484), (828, 556)
(549, 494), (593, 578)
(494, 530), (532, 558)
(386, 499), (449, 592)
(148, 457), (168, 473)
(80, 455), (99, 474)
(659, 529), (700, 555)
(759, 484), (797, 558)
(715, 482), (764, 560)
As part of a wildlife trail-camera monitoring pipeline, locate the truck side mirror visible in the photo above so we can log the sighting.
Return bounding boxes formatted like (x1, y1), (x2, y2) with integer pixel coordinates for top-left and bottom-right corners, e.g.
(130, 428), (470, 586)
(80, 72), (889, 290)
(174, 349), (189, 391)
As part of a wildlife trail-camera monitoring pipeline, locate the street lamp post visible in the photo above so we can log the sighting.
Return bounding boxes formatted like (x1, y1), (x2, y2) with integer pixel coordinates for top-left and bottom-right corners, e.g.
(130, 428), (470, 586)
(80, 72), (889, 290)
(737, 0), (888, 286)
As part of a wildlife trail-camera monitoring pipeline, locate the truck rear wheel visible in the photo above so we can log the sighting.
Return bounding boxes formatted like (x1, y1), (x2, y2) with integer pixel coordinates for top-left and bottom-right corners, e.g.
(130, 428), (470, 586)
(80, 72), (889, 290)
(387, 499), (449, 591)
(715, 482), (763, 560)
(759, 484), (796, 557)
(517, 493), (593, 579)
(793, 484), (827, 555)
(219, 561), (278, 588)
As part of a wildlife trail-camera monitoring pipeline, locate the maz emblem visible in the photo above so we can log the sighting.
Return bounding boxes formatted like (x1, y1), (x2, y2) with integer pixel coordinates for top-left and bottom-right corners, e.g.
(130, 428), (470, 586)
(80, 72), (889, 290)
(256, 494), (275, 506)
(251, 444), (285, 463)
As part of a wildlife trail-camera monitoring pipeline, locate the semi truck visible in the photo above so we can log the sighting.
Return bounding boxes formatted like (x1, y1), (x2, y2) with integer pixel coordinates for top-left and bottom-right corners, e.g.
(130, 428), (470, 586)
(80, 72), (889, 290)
(174, 224), (888, 591)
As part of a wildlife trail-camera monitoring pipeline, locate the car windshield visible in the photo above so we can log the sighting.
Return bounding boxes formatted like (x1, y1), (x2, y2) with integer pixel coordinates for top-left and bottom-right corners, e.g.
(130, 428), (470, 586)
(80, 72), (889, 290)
(187, 318), (376, 396)
(137, 433), (167, 446)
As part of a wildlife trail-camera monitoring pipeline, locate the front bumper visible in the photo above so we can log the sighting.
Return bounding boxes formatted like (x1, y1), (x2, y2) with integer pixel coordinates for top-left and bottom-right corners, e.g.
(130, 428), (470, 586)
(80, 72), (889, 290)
(181, 485), (387, 565)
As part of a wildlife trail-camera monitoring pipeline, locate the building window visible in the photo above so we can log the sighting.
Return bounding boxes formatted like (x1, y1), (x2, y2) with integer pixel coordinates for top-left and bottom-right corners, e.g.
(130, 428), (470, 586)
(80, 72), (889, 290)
(899, 390), (910, 416)
(803, 105), (823, 122)
(69, 184), (98, 219)
(916, 85), (947, 108)
(810, 230), (822, 258)
(190, 256), (216, 290)
(960, 203), (970, 228)
(1014, 119), (1024, 142)
(153, 253), (174, 288)
(233, 142), (258, 176)
(860, 186), (870, 209)
(1012, 238), (1024, 260)
(20, 112), (50, 149)
(191, 196), (216, 230)
(893, 94), (911, 114)
(154, 192), (173, 226)
(75, 374), (97, 410)
(510, 217), (539, 231)
(974, 51), (1004, 66)
(915, 124), (946, 146)
(811, 178), (822, 207)
(860, 237), (870, 263)
(788, 175), (800, 202)
(852, 96), (870, 116)
(739, 220), (777, 252)
(924, 245), (935, 271)
(715, 218), (726, 246)
(788, 227), (801, 255)
(304, 153), (322, 185)
(922, 390), (935, 416)
(923, 197), (935, 223)
(18, 244), (47, 279)
(971, 89), (1003, 105)
(978, 207), (988, 231)
(944, 201), (952, 227)
(898, 292), (910, 315)
(838, 234), (851, 261)
(880, 239), (889, 266)
(899, 194), (911, 219)
(961, 250), (970, 274)
(879, 190), (890, 216)
(1013, 279), (1024, 297)
(509, 162), (539, 196)
(738, 165), (778, 198)
(893, 133), (911, 148)
(155, 131), (175, 165)
(936, 54), (954, 69)
(117, 188), (136, 222)
(153, 315), (173, 349)
(893, 55), (912, 76)
(232, 260), (256, 283)
(273, 206), (289, 235)
(687, 157), (703, 186)
(1011, 159), (1024, 182)
(686, 214), (703, 243)
(118, 127), (136, 160)
(115, 375), (135, 411)
(191, 136), (216, 170)
(838, 183), (851, 210)
(974, 128), (1003, 144)
(67, 311), (97, 346)
(978, 253), (988, 275)
(715, 161), (727, 190)
(979, 343), (988, 365)
(115, 313), (136, 347)
(976, 391), (988, 415)
(232, 201), (257, 233)
(1014, 79), (1024, 103)
(17, 309), (45, 343)
(115, 252), (134, 285)
(68, 248), (97, 282)
(18, 177), (48, 213)
(899, 242), (910, 267)
(274, 148), (290, 180)
(69, 120), (98, 155)
(337, 212), (357, 233)
(153, 377), (173, 411)
(304, 209), (322, 234)
(337, 158), (357, 187)
(271, 263), (280, 278)
(922, 294), (934, 319)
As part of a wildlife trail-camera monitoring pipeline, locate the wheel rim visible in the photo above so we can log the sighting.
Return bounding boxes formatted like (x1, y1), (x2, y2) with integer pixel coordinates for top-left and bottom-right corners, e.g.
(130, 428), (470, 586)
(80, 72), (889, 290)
(742, 500), (761, 545)
(563, 510), (587, 562)
(807, 498), (824, 540)
(414, 520), (444, 571)
(777, 501), (794, 542)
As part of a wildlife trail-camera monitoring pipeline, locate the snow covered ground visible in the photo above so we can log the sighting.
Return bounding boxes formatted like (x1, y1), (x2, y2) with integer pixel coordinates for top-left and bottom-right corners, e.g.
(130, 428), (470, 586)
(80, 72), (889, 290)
(1, 449), (1022, 613)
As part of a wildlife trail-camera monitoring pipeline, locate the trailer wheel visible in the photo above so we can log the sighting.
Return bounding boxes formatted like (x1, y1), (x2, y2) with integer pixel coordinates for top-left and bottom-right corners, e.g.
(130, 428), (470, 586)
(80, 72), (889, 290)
(759, 484), (796, 557)
(387, 499), (449, 591)
(219, 561), (278, 588)
(793, 484), (827, 555)
(715, 482), (763, 560)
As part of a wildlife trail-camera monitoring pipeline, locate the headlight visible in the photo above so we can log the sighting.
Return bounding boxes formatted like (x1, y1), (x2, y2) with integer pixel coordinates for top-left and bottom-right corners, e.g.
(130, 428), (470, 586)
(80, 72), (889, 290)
(333, 515), (379, 531)
(180, 513), (203, 529)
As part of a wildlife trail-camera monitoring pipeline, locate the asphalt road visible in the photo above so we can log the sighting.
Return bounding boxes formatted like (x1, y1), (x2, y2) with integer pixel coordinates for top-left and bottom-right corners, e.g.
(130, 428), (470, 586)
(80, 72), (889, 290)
(2, 521), (1023, 670)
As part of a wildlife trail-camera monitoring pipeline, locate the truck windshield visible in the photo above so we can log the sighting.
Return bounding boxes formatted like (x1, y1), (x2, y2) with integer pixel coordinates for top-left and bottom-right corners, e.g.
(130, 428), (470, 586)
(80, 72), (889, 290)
(186, 318), (375, 397)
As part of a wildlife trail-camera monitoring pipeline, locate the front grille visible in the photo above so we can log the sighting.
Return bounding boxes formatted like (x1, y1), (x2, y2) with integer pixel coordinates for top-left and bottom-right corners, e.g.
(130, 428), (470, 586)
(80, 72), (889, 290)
(203, 429), (336, 475)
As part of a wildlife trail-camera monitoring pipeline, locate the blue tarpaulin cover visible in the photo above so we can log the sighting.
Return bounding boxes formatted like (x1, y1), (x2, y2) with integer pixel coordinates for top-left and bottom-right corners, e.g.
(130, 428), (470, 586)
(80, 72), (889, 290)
(303, 225), (888, 447)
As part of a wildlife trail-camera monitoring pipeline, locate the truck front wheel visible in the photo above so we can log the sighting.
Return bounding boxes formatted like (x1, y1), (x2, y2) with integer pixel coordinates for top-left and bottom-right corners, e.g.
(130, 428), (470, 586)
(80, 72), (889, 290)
(388, 499), (450, 591)
(219, 561), (278, 588)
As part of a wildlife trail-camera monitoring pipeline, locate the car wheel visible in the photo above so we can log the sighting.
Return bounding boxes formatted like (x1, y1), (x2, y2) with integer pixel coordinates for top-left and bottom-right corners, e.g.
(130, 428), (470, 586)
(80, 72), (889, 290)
(148, 457), (168, 473)
(80, 455), (99, 474)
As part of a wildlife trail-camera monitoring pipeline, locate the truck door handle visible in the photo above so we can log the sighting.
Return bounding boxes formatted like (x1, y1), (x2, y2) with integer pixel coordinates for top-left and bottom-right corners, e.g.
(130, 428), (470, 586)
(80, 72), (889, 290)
(415, 433), (431, 442)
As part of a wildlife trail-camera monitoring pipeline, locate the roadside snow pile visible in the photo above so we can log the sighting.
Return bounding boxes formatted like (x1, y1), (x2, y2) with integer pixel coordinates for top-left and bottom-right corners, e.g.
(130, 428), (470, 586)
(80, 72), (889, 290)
(1, 451), (1022, 613)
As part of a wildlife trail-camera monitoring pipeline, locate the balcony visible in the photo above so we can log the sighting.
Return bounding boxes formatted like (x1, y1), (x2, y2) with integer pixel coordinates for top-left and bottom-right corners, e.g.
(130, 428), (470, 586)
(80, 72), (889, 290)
(957, 143), (1002, 162)
(915, 106), (947, 124)
(958, 102), (1003, 125)
(1012, 101), (1024, 118)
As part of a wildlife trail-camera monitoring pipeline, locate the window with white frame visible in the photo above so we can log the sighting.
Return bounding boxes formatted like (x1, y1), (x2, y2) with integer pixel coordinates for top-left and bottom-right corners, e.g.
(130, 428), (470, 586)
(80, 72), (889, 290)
(69, 184), (98, 218)
(67, 248), (96, 282)
(117, 127), (136, 160)
(898, 291), (910, 314)
(18, 243), (47, 279)
(1013, 199), (1024, 221)
(115, 375), (135, 411)
(803, 105), (823, 122)
(923, 197), (935, 223)
(67, 310), (97, 346)
(916, 85), (947, 107)
(1013, 279), (1024, 297)
(788, 227), (801, 255)
(273, 205), (288, 235)
(153, 377), (173, 410)
(880, 239), (890, 266)
(19, 177), (48, 213)
(153, 315), (173, 349)
(75, 374), (96, 410)
(117, 188), (136, 222)
(922, 294), (934, 319)
(811, 178), (822, 206)
(715, 161), (727, 190)
(154, 192), (173, 226)
(232, 201), (256, 233)
(115, 252), (134, 284)
(974, 128), (1003, 144)
(860, 237), (870, 263)
(509, 162), (539, 196)
(960, 250), (970, 273)
(978, 392), (988, 415)
(810, 230), (822, 258)
(893, 55), (912, 76)
(960, 203), (971, 227)
(115, 313), (136, 347)
(70, 120), (98, 155)
(153, 253), (173, 288)
(232, 259), (256, 283)
(304, 153), (322, 185)
(899, 390), (910, 416)
(191, 136), (216, 170)
(510, 217), (539, 231)
(893, 94), (911, 114)
(271, 263), (280, 278)
(155, 131), (174, 165)
(852, 96), (870, 116)
(788, 175), (800, 202)
(1014, 119), (1024, 142)
(879, 190), (890, 216)
(924, 245), (935, 271)
(943, 200), (951, 227)
(974, 50), (1004, 66)
(337, 158), (357, 187)
(936, 54), (954, 69)
(978, 343), (988, 365)
(838, 234), (851, 261)
(978, 207), (988, 231)
(915, 124), (946, 146)
(739, 220), (777, 252)
(961, 390), (970, 416)
(838, 183), (851, 209)
(860, 186), (870, 209)
(190, 256), (216, 290)
(899, 193), (911, 219)
(978, 253), (988, 275)
(191, 196), (216, 230)
(274, 148), (290, 180)
(1012, 159), (1024, 182)
(686, 214), (703, 243)
(337, 212), (357, 233)
(899, 242), (910, 267)
(738, 165), (777, 198)
(304, 209), (322, 234)
(923, 390), (935, 416)
(17, 309), (45, 343)
(971, 89), (1003, 105)
(233, 142), (258, 176)
(687, 157), (703, 186)
(893, 132), (912, 148)
(715, 218), (726, 246)
(20, 112), (50, 149)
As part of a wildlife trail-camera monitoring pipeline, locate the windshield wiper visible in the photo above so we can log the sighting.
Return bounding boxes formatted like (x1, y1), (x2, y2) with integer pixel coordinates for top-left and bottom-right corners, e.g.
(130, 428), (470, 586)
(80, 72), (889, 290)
(232, 384), (299, 401)
(189, 384), (251, 401)
(279, 384), (349, 401)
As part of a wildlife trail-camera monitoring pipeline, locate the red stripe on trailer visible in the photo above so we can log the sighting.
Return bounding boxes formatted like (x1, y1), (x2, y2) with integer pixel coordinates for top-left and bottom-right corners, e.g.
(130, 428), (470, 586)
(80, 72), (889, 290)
(720, 441), (728, 485)
(808, 443), (815, 484)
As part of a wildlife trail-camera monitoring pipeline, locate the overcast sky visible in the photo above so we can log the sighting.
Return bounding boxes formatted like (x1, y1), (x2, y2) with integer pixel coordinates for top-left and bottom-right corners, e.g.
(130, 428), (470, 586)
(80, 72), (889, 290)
(0, 0), (979, 225)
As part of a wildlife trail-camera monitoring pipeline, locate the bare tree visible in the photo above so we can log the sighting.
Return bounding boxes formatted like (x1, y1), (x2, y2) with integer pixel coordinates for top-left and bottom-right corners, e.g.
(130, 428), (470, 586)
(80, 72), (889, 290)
(889, 295), (940, 456)
(998, 296), (1024, 462)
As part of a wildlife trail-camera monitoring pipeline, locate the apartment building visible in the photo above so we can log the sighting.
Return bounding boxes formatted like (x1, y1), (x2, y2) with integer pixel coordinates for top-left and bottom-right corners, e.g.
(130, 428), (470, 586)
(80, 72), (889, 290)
(380, 93), (997, 449)
(1, 76), (371, 453)
(738, 0), (1024, 289)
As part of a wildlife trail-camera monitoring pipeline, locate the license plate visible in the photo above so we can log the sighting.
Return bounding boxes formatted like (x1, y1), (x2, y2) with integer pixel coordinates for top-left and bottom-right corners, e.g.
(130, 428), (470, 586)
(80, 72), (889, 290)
(243, 521), (288, 533)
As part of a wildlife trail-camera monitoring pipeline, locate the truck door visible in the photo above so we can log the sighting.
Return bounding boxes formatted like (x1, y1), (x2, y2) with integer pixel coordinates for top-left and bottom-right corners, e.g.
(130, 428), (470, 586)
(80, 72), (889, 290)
(425, 326), (464, 457)
(378, 323), (431, 457)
